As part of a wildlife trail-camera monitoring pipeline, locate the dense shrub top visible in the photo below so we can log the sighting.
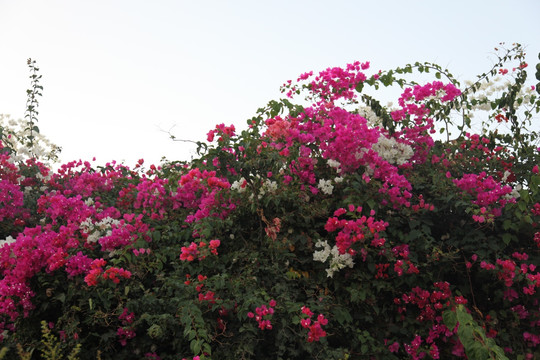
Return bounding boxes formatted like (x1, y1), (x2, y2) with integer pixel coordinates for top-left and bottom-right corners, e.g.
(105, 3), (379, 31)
(0, 43), (539, 359)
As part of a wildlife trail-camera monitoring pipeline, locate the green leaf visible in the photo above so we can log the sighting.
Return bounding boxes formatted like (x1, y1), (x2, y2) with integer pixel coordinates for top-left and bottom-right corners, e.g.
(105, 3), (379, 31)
(54, 292), (66, 303)
(502, 233), (512, 245)
(456, 305), (472, 325)
(333, 307), (353, 325)
(190, 339), (201, 354)
(442, 310), (457, 330)
(408, 229), (422, 241)
(468, 344), (489, 360)
(458, 326), (475, 348)
(360, 344), (368, 354)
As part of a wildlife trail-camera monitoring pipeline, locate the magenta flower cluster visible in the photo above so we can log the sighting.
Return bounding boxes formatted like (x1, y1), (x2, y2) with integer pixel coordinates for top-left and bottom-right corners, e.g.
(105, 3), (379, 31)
(247, 299), (276, 330)
(324, 205), (388, 255)
(300, 306), (328, 342)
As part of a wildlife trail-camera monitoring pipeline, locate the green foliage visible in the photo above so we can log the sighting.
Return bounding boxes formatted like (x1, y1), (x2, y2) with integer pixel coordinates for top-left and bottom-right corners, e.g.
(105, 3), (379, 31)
(39, 321), (81, 360)
(444, 305), (509, 360)
(0, 321), (81, 360)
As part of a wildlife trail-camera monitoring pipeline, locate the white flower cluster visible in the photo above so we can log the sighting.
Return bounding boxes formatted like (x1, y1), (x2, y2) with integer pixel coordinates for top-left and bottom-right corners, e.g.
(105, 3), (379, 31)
(501, 170), (512, 182)
(464, 77), (537, 112)
(317, 179), (334, 195)
(230, 177), (247, 193)
(79, 217), (120, 244)
(501, 172), (522, 200)
(0, 114), (61, 166)
(371, 135), (414, 165)
(327, 159), (342, 173)
(505, 184), (522, 200)
(326, 159), (344, 184)
(258, 178), (278, 199)
(313, 239), (354, 278)
(424, 89), (452, 102)
(0, 236), (16, 248)
(233, 175), (279, 200)
(21, 169), (52, 195)
(358, 106), (383, 127)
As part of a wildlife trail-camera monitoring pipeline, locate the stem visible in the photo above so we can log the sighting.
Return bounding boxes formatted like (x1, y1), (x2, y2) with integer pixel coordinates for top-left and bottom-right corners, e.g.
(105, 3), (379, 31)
(24, 58), (43, 154)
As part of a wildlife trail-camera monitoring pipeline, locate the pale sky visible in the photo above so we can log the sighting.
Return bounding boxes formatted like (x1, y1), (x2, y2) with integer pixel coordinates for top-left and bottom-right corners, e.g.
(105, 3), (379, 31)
(1, 0), (539, 167)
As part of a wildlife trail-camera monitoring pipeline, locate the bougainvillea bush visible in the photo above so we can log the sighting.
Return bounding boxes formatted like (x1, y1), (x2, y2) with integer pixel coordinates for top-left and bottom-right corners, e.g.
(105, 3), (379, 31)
(0, 43), (539, 360)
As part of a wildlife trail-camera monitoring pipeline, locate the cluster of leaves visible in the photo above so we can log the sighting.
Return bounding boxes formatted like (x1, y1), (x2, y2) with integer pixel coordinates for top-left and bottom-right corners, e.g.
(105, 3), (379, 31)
(0, 43), (539, 360)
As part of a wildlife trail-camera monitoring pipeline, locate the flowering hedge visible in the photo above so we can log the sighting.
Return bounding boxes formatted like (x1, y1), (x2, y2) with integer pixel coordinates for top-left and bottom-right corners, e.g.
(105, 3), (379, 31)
(0, 43), (539, 359)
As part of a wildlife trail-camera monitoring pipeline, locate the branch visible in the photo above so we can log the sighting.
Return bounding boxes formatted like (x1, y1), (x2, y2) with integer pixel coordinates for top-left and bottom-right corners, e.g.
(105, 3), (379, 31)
(158, 124), (199, 144)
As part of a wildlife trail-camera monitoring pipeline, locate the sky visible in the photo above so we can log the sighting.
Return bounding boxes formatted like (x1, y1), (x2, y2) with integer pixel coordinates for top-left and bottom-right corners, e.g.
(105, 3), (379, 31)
(1, 0), (539, 168)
